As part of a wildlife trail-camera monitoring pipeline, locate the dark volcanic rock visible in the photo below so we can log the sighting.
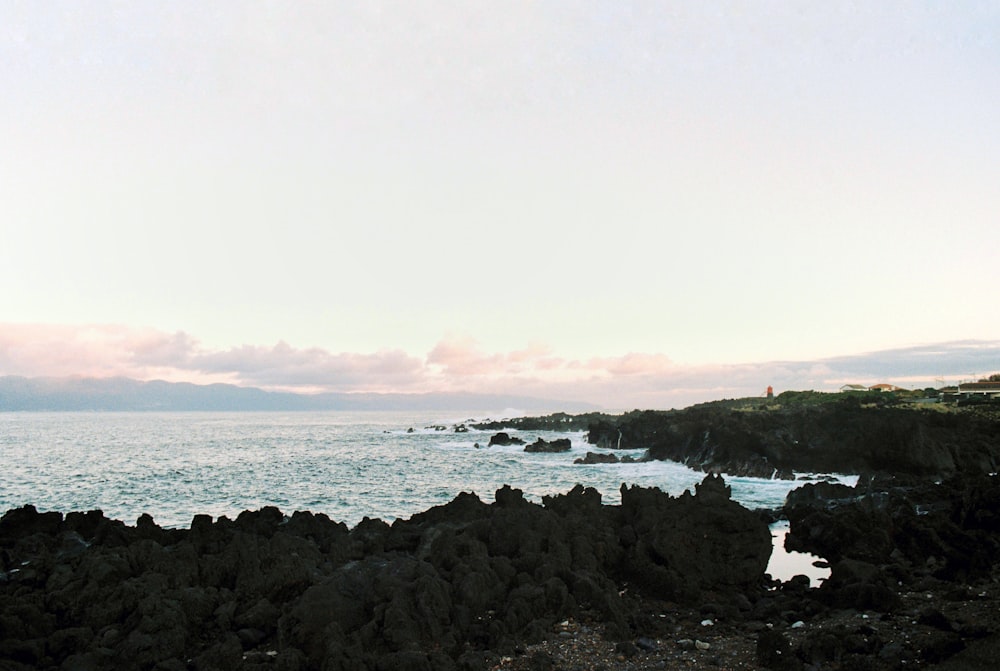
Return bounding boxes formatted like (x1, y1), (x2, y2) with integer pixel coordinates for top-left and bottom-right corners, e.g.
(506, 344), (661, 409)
(585, 400), (1000, 478)
(524, 438), (572, 453)
(0, 476), (771, 670)
(8, 468), (1000, 670)
(617, 474), (772, 602)
(819, 559), (901, 612)
(471, 412), (615, 432)
(785, 473), (1000, 583)
(488, 432), (526, 447)
(573, 451), (619, 464)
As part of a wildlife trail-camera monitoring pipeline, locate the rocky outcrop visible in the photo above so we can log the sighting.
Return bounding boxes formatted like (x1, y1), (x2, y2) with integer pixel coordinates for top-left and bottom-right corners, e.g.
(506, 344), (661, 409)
(524, 437), (572, 453)
(574, 451), (619, 464)
(585, 401), (1000, 478)
(0, 476), (771, 671)
(616, 474), (772, 603)
(488, 432), (525, 447)
(571, 451), (646, 465)
(738, 471), (1000, 668)
(784, 473), (1000, 586)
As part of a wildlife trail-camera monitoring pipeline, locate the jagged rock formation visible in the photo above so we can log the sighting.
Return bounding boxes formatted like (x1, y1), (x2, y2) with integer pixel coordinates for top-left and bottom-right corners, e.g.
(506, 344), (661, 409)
(487, 432), (525, 447)
(751, 471), (1000, 667)
(0, 476), (770, 671)
(784, 473), (1000, 586)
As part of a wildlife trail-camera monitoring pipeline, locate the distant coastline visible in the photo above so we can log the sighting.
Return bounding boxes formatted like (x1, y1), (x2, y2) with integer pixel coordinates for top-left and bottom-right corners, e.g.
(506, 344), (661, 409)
(0, 375), (596, 413)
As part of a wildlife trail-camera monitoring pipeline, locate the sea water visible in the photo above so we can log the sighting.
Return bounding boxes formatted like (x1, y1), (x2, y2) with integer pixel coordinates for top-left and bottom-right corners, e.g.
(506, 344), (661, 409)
(0, 411), (846, 582)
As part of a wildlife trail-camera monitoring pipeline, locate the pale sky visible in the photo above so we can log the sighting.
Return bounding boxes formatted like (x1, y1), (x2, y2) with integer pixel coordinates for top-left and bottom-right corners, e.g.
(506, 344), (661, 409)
(2, 2), (998, 408)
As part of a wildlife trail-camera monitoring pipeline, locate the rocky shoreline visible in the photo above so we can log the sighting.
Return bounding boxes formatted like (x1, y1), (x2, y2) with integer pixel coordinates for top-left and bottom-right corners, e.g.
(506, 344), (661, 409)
(3, 398), (999, 670)
(3, 469), (999, 670)
(481, 393), (1000, 480)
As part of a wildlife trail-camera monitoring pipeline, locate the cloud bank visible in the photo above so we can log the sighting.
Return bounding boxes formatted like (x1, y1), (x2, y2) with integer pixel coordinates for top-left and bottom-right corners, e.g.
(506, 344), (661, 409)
(2, 324), (997, 409)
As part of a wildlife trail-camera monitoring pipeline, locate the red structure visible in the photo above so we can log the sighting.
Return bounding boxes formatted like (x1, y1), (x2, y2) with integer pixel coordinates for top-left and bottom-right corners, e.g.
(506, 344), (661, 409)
(766, 385), (774, 398)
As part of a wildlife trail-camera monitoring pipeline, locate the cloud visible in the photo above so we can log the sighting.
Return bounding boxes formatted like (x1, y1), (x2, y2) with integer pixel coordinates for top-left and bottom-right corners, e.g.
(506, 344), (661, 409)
(0, 324), (425, 392)
(1, 323), (997, 409)
(426, 336), (556, 378)
(819, 341), (1000, 381)
(576, 352), (676, 376)
(189, 343), (426, 391)
(482, 341), (1000, 409)
(130, 330), (200, 368)
(0, 324), (202, 381)
(425, 335), (498, 376)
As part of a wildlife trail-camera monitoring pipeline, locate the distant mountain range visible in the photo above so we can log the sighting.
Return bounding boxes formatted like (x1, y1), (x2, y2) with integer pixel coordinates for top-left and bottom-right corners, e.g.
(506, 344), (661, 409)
(0, 376), (596, 413)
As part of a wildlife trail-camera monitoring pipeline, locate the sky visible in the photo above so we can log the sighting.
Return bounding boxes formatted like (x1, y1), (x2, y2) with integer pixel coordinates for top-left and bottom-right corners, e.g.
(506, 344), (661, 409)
(1, 2), (998, 409)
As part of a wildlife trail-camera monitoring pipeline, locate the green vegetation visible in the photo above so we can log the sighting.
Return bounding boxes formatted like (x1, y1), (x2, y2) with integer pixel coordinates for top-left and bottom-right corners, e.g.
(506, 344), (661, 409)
(690, 390), (905, 413)
(774, 390), (845, 407)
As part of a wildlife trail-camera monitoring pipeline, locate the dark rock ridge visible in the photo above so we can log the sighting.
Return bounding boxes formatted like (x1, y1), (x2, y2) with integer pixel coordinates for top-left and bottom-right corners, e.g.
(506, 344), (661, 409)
(523, 437), (572, 453)
(572, 451), (646, 465)
(5, 473), (1000, 670)
(487, 432), (525, 447)
(584, 398), (1000, 478)
(0, 475), (770, 671)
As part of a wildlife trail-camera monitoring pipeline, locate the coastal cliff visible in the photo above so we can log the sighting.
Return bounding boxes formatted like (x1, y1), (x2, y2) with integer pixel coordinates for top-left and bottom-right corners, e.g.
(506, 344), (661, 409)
(583, 393), (1000, 478)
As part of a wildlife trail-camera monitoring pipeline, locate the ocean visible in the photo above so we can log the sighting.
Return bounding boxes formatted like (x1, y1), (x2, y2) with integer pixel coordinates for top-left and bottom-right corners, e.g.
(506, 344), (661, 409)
(0, 410), (847, 581)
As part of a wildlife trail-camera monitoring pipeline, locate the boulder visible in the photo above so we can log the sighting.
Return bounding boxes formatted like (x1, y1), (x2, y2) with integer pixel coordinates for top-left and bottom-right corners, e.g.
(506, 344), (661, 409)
(488, 432), (525, 447)
(524, 438), (572, 453)
(573, 452), (619, 464)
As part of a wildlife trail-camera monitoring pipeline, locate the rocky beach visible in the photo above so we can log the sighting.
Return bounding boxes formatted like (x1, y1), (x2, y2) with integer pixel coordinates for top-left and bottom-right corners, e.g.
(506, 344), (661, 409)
(2, 394), (999, 670)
